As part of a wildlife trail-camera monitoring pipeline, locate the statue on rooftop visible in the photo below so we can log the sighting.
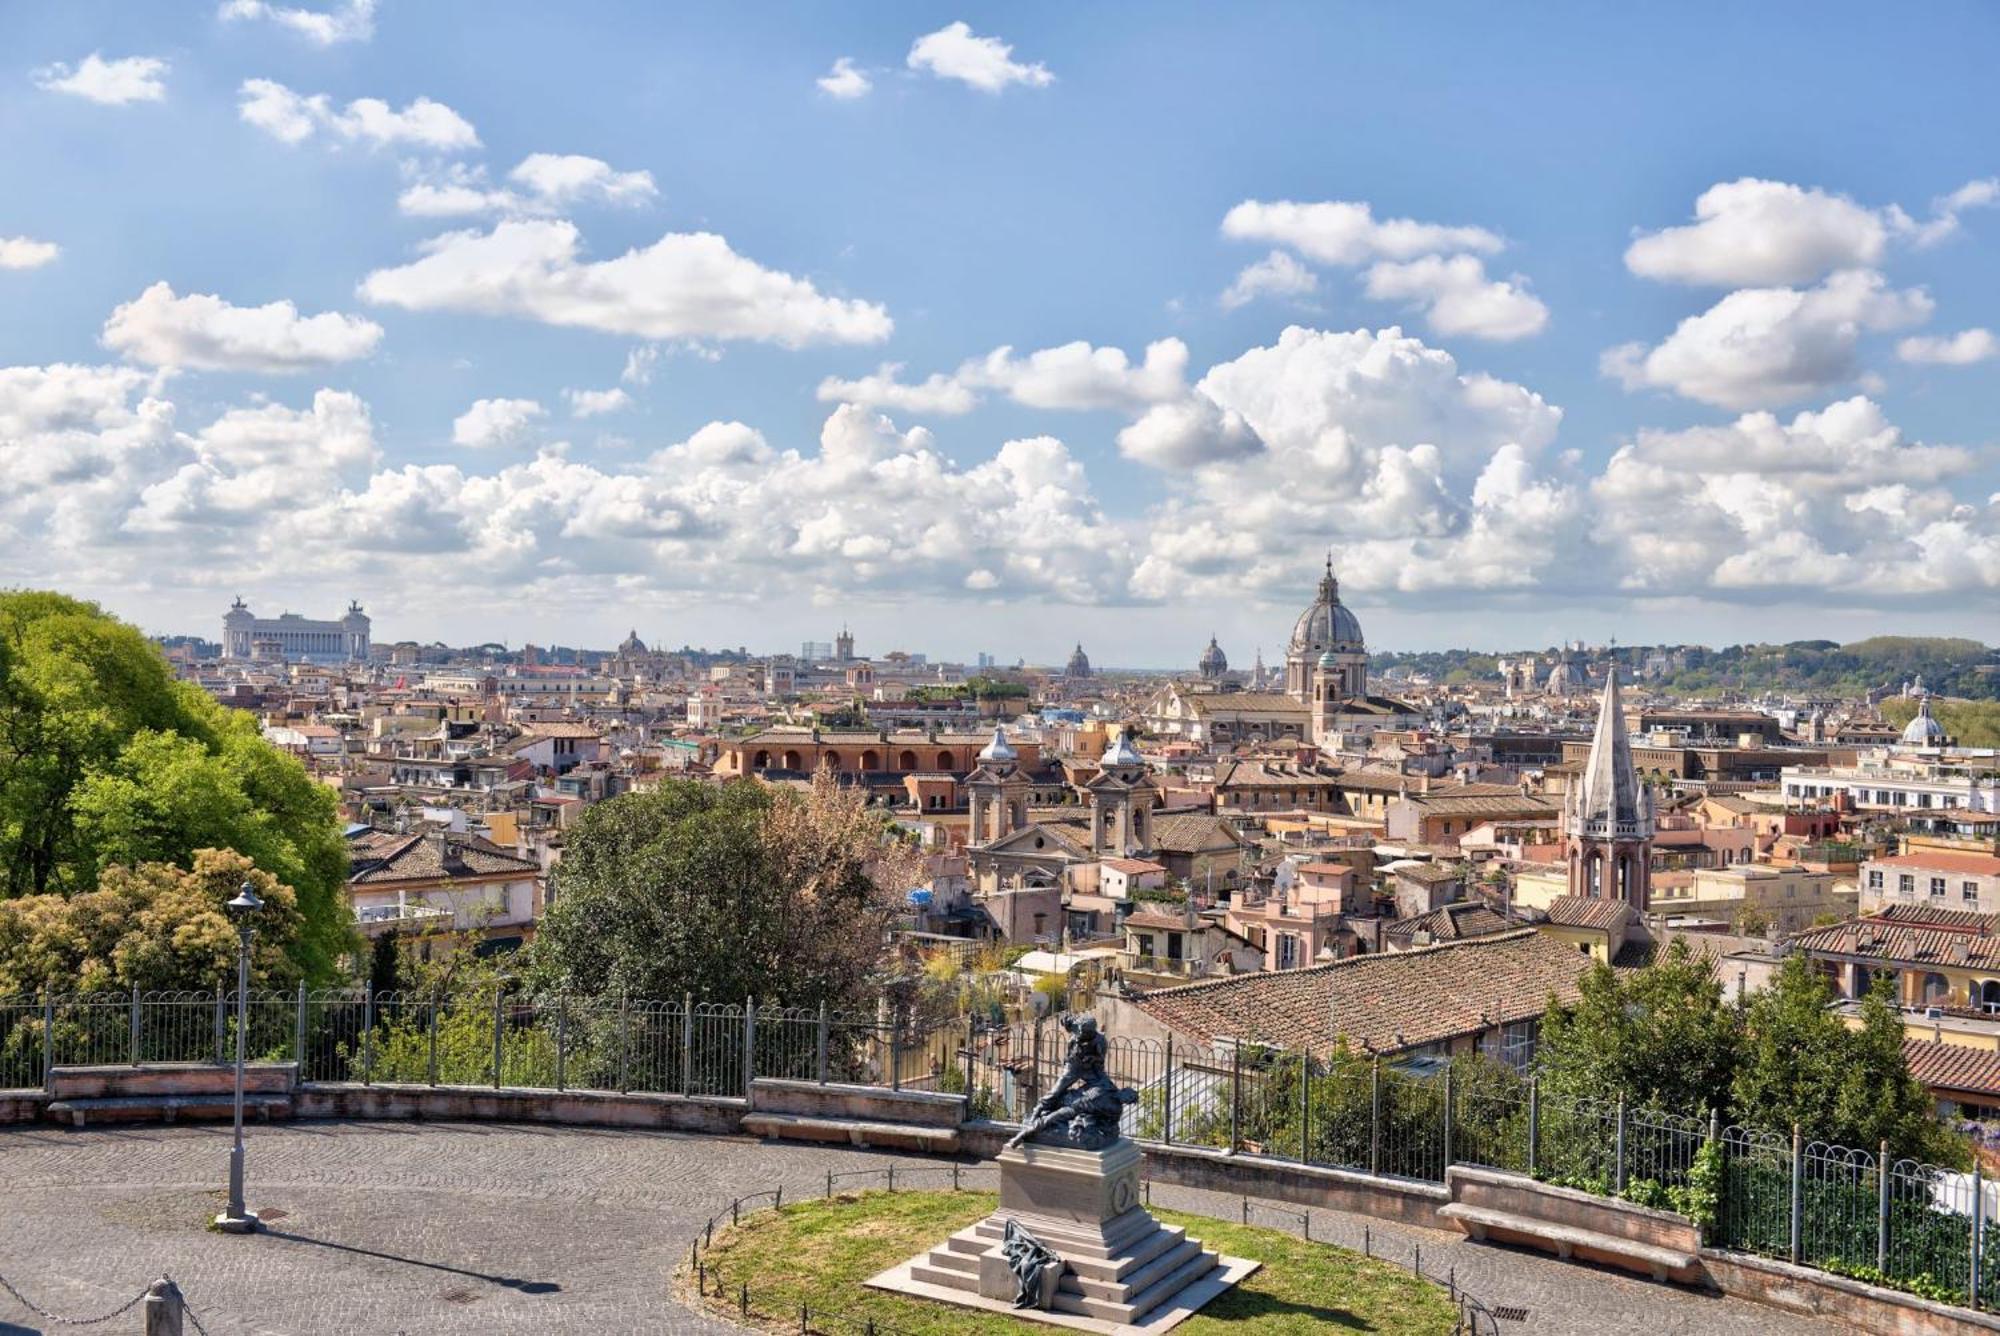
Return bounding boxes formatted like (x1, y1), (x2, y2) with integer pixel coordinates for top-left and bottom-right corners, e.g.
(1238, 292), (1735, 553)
(1005, 1014), (1138, 1152)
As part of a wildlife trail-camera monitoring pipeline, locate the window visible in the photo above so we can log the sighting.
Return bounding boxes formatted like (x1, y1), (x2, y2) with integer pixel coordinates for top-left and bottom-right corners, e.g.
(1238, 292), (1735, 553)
(1867, 870), (1884, 890)
(1967, 882), (1982, 905)
(1135, 933), (1155, 959)
(1931, 877), (1948, 899)
(1899, 874), (1916, 896)
(1499, 1019), (1537, 1073)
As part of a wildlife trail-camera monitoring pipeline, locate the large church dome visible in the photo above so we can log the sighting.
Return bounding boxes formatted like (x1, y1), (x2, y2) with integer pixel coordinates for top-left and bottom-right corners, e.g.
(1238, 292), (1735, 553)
(1288, 558), (1364, 655)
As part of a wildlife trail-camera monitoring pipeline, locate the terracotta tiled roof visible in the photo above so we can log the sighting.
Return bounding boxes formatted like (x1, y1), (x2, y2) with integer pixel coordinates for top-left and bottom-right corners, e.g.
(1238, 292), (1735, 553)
(1386, 902), (1512, 943)
(1903, 1040), (2000, 1099)
(1398, 794), (1561, 818)
(516, 722), (604, 739)
(1788, 912), (2000, 967)
(1149, 812), (1243, 854)
(1395, 862), (1465, 884)
(347, 830), (538, 885)
(1129, 929), (1595, 1057)
(1872, 903), (1995, 930)
(1183, 692), (1306, 717)
(1545, 895), (1639, 933)
(1102, 858), (1167, 875)
(1872, 851), (2000, 877)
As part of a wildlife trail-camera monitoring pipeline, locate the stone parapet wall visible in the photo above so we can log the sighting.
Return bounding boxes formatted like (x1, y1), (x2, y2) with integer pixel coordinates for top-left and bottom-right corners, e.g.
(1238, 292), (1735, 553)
(1701, 1250), (2000, 1336)
(294, 1082), (746, 1135)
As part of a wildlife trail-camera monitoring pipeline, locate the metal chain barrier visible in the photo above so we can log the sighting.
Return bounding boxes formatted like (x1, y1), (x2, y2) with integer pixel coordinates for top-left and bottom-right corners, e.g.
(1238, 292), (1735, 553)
(0, 1271), (152, 1326)
(183, 1299), (213, 1336)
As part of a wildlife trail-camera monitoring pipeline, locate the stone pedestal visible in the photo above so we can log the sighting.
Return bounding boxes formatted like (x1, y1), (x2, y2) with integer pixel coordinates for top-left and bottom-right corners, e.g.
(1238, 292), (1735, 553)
(867, 1138), (1257, 1333)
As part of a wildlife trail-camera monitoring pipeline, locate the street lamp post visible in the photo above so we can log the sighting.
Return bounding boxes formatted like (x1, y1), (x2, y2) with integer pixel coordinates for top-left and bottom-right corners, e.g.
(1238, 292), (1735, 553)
(215, 881), (263, 1234)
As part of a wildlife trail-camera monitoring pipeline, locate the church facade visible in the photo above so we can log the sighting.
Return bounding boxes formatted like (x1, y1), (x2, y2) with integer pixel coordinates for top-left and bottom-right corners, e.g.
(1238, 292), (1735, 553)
(1143, 556), (1418, 753)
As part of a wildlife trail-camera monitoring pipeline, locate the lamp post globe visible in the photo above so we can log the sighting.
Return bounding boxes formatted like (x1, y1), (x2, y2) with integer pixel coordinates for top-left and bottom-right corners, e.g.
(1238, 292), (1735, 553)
(216, 880), (263, 1234)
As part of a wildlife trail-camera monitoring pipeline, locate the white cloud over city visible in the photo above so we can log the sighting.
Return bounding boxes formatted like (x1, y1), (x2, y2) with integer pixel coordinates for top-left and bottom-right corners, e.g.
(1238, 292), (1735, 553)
(4, 10), (1996, 646)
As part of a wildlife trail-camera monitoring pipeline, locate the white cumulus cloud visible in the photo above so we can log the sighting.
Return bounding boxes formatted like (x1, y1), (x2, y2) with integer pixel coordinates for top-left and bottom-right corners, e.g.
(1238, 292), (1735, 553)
(0, 238), (61, 270)
(1220, 251), (1318, 310)
(1897, 328), (1998, 365)
(1220, 200), (1502, 266)
(452, 397), (544, 449)
(35, 53), (168, 105)
(817, 57), (872, 99)
(564, 386), (631, 418)
(359, 219), (891, 347)
(1624, 178), (1890, 287)
(1603, 269), (1932, 409)
(239, 78), (478, 150)
(1363, 254), (1549, 341)
(907, 22), (1053, 93)
(101, 282), (384, 372)
(218, 0), (376, 44)
(816, 363), (979, 416)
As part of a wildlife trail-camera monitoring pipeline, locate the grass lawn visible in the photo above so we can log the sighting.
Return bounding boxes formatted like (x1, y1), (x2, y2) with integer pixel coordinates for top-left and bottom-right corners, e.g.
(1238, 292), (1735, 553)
(686, 1189), (1459, 1335)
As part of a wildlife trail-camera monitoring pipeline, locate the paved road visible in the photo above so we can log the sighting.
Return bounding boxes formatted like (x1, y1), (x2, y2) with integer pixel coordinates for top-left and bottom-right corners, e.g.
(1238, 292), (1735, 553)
(0, 1121), (1836, 1335)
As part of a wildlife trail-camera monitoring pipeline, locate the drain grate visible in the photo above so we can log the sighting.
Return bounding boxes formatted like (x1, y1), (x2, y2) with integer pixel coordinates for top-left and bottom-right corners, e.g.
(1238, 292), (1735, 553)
(1492, 1306), (1530, 1322)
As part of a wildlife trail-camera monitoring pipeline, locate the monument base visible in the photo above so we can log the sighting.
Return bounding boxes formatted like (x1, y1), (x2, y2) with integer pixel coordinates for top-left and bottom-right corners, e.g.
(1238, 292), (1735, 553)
(866, 1140), (1257, 1334)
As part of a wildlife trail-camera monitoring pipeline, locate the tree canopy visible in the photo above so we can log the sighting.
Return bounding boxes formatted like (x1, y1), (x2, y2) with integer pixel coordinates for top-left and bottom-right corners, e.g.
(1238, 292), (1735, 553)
(1537, 943), (1961, 1162)
(0, 591), (350, 982)
(529, 770), (921, 1009)
(1733, 954), (1959, 1163)
(0, 848), (306, 994)
(1537, 939), (1741, 1115)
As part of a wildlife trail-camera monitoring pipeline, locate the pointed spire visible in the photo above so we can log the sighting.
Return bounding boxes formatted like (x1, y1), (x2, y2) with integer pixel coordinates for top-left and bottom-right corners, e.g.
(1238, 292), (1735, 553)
(1570, 659), (1648, 840)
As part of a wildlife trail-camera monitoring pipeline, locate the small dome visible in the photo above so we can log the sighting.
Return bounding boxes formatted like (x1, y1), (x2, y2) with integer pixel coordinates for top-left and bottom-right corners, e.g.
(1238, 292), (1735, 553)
(1317, 649), (1339, 669)
(1199, 635), (1228, 678)
(978, 725), (1017, 764)
(1100, 727), (1143, 769)
(1901, 697), (1947, 746)
(1065, 643), (1093, 678)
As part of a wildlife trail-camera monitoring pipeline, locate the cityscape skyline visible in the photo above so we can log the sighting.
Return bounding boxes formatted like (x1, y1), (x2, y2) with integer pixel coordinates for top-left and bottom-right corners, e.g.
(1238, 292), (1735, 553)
(159, 583), (1992, 671)
(4, 4), (1997, 660)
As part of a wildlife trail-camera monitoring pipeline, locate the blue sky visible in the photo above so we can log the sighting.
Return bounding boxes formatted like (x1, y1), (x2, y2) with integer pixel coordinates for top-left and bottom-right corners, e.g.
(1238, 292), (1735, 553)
(2, 2), (1995, 665)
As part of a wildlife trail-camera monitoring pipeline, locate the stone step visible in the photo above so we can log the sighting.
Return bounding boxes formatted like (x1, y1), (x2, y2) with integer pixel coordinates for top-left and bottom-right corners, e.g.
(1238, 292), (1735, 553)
(45, 1093), (293, 1129)
(1063, 1237), (1206, 1304)
(907, 1259), (979, 1291)
(1051, 1249), (1218, 1325)
(970, 1207), (1162, 1261)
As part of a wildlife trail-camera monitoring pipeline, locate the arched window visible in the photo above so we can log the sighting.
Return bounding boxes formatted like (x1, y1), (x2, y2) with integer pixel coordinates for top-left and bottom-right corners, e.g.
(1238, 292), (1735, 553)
(860, 750), (880, 771)
(898, 750), (918, 771)
(752, 750), (770, 769)
(782, 750), (802, 770)
(938, 750), (955, 770)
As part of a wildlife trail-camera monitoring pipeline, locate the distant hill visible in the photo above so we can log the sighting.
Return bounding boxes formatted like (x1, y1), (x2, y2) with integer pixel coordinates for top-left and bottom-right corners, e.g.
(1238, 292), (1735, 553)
(1373, 636), (1998, 700)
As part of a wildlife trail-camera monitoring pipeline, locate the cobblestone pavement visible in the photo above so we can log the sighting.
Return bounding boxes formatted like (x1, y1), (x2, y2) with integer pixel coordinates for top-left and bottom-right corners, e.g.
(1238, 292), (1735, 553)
(0, 1121), (1838, 1335)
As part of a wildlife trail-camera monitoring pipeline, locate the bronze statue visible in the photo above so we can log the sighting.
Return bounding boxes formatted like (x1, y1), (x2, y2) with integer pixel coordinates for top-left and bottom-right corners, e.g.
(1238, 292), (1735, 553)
(999, 1217), (1064, 1309)
(1005, 1014), (1138, 1152)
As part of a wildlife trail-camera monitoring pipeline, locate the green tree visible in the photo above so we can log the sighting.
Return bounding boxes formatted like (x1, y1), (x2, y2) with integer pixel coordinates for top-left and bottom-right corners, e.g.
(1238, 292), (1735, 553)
(0, 591), (350, 981)
(0, 848), (305, 994)
(530, 769), (921, 1009)
(1536, 938), (1742, 1114)
(1733, 956), (1961, 1163)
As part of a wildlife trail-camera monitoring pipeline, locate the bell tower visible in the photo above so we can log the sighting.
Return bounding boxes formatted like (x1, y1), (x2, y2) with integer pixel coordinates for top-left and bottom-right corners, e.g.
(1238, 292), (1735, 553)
(1565, 660), (1653, 909)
